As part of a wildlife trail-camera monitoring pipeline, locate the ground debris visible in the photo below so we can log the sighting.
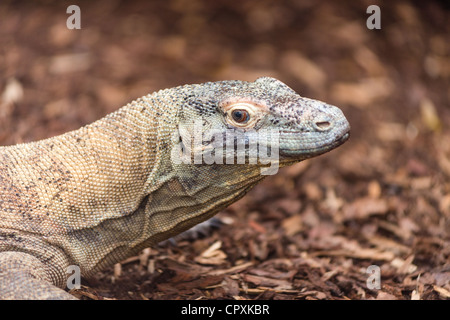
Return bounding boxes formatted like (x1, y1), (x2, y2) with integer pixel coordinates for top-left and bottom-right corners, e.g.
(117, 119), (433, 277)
(1, 0), (448, 300)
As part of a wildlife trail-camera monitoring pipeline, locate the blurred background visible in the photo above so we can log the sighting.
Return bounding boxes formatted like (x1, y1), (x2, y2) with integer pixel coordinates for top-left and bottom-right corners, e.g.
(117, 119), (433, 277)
(0, 0), (448, 299)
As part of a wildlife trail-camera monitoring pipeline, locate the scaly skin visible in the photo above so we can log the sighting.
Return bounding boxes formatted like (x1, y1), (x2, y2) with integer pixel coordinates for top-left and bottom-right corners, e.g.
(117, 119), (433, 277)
(0, 77), (349, 299)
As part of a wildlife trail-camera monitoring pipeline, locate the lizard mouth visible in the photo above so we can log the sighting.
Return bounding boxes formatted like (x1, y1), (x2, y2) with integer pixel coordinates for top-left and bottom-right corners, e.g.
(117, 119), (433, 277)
(328, 131), (350, 149)
(280, 130), (350, 159)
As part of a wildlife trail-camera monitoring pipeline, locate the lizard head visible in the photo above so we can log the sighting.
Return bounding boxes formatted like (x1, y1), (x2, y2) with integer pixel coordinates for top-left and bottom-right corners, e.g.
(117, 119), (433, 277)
(175, 77), (350, 173)
(249, 77), (350, 162)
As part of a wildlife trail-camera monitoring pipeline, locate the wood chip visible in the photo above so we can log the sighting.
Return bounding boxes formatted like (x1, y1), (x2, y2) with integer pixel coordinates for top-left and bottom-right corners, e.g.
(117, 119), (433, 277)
(243, 274), (293, 290)
(280, 51), (327, 90)
(377, 220), (412, 240)
(194, 241), (227, 265)
(420, 98), (441, 132)
(343, 197), (388, 220)
(49, 53), (92, 74)
(281, 214), (303, 236)
(0, 78), (23, 118)
(433, 285), (450, 299)
(312, 248), (395, 261)
(390, 255), (417, 274)
(206, 262), (254, 276)
(113, 263), (122, 278)
(330, 78), (393, 108)
(376, 291), (398, 300)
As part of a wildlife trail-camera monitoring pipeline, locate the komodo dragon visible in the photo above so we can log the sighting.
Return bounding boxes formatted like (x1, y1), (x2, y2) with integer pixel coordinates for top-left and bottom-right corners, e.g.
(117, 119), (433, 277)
(0, 77), (350, 299)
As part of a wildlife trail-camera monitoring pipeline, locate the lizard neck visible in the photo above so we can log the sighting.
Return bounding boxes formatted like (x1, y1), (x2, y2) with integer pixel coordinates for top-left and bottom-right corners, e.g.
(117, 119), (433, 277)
(0, 93), (179, 269)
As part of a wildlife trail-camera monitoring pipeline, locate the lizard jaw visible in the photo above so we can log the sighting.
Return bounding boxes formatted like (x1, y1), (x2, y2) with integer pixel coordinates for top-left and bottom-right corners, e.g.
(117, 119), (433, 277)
(279, 129), (350, 160)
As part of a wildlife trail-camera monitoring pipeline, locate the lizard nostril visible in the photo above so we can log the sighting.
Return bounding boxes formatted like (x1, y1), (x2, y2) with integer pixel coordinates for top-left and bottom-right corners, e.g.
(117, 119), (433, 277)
(315, 121), (332, 131)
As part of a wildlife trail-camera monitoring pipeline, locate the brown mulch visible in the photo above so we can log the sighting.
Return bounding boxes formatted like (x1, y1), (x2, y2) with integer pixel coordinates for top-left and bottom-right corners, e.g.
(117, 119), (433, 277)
(0, 0), (449, 300)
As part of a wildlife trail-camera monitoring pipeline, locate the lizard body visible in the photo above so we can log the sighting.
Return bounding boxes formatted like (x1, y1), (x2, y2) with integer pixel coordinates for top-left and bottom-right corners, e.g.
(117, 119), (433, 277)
(0, 77), (349, 299)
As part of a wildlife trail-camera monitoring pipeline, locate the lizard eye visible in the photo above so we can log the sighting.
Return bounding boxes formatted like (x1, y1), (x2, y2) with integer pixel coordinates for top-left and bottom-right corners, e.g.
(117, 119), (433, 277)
(223, 102), (260, 128)
(231, 109), (250, 124)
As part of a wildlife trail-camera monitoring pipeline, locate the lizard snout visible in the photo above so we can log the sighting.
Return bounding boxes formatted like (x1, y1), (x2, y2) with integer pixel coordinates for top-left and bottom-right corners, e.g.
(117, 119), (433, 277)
(312, 103), (350, 138)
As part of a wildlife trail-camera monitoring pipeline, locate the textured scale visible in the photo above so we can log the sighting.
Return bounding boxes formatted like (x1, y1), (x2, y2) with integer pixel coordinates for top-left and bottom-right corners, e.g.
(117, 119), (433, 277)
(0, 77), (349, 299)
